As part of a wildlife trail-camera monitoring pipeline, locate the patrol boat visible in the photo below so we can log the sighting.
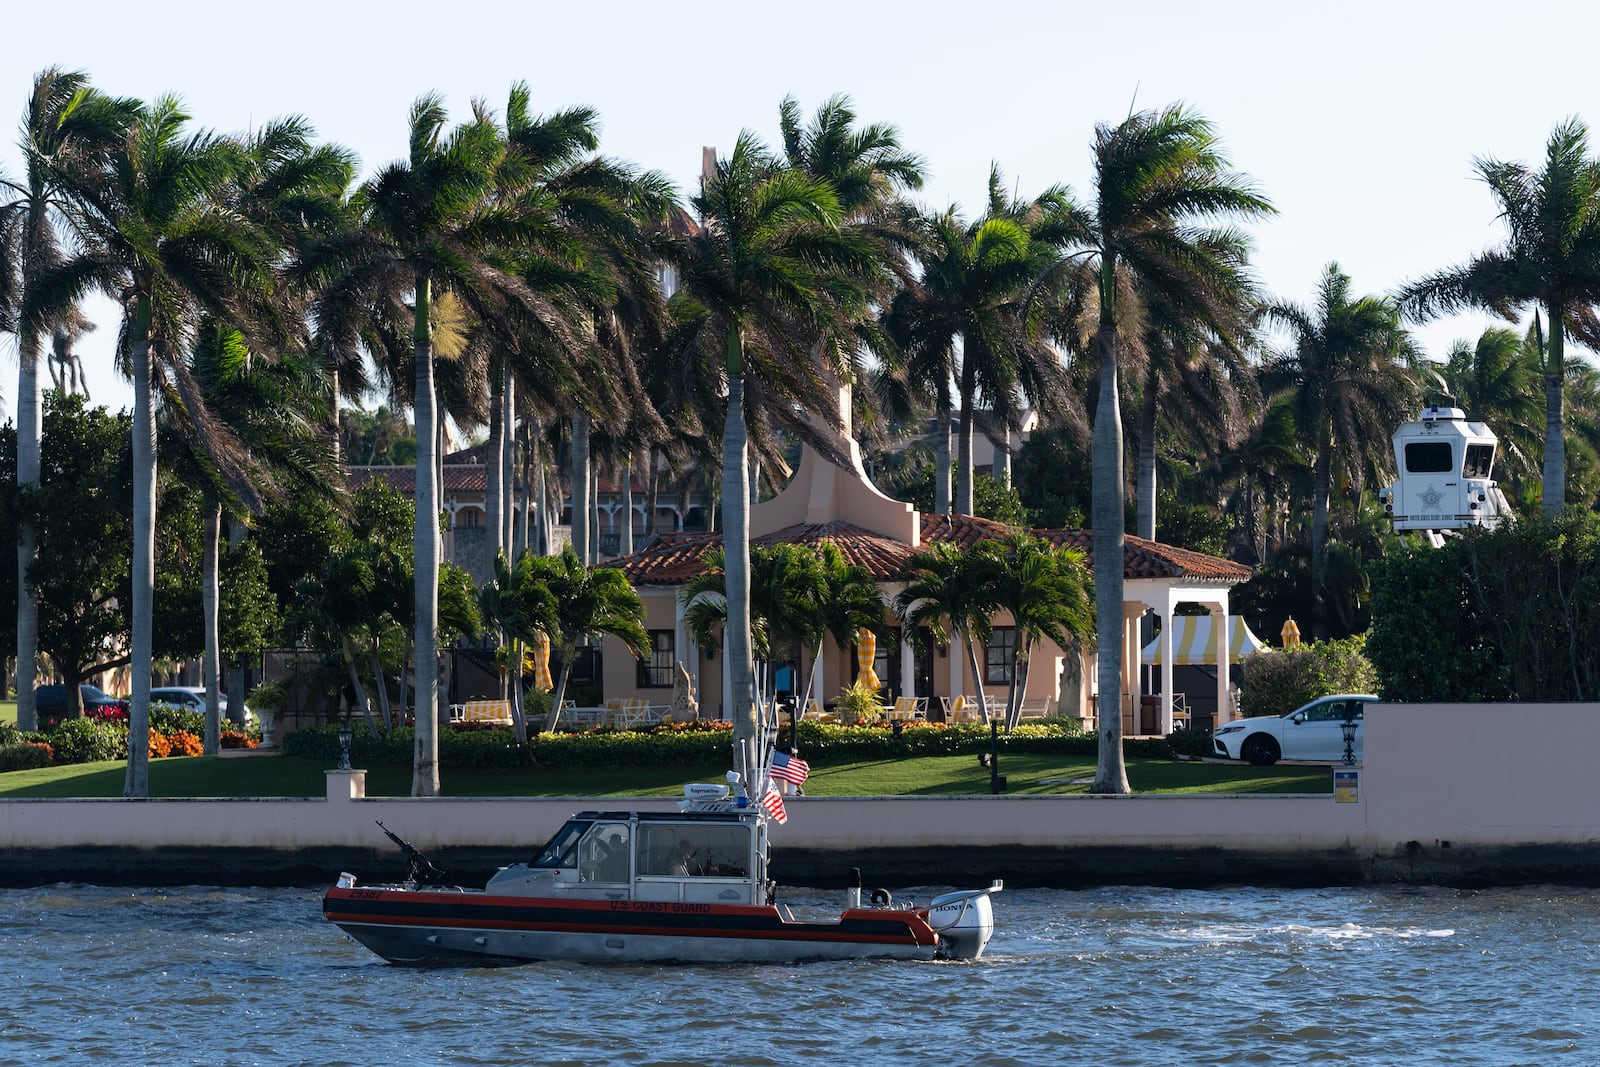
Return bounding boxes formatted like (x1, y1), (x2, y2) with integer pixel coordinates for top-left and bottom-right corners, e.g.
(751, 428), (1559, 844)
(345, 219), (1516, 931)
(323, 748), (1001, 965)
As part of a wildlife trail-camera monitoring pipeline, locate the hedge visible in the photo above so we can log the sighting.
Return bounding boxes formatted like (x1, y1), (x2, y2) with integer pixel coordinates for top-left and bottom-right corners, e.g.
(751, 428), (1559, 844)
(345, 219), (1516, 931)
(281, 717), (1181, 769)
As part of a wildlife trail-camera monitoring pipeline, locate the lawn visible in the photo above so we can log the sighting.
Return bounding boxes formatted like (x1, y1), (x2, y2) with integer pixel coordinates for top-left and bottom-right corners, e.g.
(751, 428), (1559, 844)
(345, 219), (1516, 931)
(0, 751), (1333, 798)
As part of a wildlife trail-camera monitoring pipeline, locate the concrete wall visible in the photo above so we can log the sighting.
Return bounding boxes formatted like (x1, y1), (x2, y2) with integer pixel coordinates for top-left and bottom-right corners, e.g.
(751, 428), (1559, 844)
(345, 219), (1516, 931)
(6, 702), (1600, 887)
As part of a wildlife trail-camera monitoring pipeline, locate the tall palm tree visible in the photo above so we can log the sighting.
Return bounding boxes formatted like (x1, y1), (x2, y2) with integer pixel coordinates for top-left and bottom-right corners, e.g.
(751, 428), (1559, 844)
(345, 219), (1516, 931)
(0, 68), (135, 732)
(304, 92), (583, 796)
(1076, 105), (1274, 793)
(1262, 263), (1418, 638)
(661, 132), (880, 774)
(47, 95), (279, 797)
(1398, 118), (1600, 517)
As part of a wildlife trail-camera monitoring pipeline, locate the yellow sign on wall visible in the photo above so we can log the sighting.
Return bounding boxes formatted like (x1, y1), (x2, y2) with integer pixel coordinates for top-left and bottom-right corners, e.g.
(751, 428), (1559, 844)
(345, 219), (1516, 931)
(1333, 769), (1360, 803)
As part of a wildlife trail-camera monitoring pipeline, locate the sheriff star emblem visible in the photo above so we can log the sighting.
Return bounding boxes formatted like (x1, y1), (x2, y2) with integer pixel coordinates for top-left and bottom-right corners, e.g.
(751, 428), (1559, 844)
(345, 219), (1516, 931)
(1419, 484), (1443, 512)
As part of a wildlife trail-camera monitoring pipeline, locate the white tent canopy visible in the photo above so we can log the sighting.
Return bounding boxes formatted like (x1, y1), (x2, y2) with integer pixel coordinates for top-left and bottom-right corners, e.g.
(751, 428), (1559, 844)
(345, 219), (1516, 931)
(1142, 616), (1270, 666)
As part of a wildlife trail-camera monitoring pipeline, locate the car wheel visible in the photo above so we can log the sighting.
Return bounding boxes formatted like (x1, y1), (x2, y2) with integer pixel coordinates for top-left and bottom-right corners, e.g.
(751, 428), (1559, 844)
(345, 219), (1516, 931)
(1242, 735), (1280, 766)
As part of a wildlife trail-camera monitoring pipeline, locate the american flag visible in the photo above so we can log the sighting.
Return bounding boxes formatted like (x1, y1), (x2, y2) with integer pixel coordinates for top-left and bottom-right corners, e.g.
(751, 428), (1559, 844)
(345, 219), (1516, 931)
(770, 750), (810, 785)
(760, 786), (788, 824)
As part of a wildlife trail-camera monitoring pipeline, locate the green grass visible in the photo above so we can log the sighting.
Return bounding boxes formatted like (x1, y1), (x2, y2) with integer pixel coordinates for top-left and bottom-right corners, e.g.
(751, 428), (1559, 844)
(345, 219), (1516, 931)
(0, 752), (1333, 798)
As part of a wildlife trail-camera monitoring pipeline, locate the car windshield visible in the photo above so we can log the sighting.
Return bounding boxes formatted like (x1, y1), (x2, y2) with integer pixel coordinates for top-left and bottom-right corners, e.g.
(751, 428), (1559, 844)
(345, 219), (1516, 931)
(81, 685), (113, 700)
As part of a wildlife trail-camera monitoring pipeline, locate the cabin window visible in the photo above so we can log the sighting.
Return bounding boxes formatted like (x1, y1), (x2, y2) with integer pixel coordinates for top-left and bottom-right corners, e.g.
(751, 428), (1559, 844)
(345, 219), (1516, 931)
(533, 820), (591, 868)
(637, 631), (674, 689)
(986, 627), (1016, 685)
(1464, 443), (1495, 479)
(638, 823), (751, 878)
(1404, 441), (1455, 474)
(578, 822), (632, 882)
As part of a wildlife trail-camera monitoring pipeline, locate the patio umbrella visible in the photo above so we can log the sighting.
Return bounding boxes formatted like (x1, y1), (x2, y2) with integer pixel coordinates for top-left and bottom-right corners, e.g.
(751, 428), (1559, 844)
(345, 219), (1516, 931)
(855, 628), (881, 690)
(1280, 617), (1302, 650)
(532, 631), (553, 692)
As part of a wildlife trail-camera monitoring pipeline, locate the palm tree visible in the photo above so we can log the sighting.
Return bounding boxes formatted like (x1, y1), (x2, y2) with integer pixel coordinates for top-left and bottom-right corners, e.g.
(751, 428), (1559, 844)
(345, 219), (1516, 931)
(0, 68), (134, 732)
(977, 533), (1092, 730)
(1398, 118), (1600, 517)
(894, 542), (1003, 721)
(47, 95), (280, 797)
(527, 547), (649, 730)
(304, 92), (584, 796)
(1262, 263), (1418, 638)
(661, 132), (880, 774)
(1076, 105), (1274, 794)
(1439, 326), (1544, 500)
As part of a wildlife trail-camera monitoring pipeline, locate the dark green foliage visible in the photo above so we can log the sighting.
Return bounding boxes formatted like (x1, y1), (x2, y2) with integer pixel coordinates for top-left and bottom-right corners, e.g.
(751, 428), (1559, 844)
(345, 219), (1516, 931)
(282, 723), (534, 769)
(1366, 542), (1510, 700)
(1015, 427), (1090, 529)
(276, 719), (1171, 769)
(0, 744), (53, 772)
(1238, 637), (1377, 716)
(46, 718), (128, 764)
(903, 466), (1028, 526)
(1367, 512), (1600, 700)
(1164, 727), (1216, 759)
(1154, 489), (1230, 556)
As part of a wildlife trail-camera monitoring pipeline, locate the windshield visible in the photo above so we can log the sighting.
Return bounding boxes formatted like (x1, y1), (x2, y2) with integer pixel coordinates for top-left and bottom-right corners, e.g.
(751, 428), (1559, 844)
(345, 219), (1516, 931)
(532, 820), (591, 868)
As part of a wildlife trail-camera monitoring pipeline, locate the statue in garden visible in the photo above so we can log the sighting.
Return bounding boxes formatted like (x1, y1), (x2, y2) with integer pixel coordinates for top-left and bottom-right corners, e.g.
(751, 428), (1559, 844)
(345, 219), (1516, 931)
(670, 660), (698, 721)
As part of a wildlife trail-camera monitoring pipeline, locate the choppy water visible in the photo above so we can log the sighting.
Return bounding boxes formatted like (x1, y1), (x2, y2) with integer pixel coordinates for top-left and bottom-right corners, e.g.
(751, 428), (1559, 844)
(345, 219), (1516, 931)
(1, 883), (1596, 1065)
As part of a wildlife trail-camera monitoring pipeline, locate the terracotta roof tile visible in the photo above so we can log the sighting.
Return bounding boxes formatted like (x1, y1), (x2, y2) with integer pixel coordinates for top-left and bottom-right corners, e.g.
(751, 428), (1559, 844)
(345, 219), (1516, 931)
(612, 513), (1252, 585)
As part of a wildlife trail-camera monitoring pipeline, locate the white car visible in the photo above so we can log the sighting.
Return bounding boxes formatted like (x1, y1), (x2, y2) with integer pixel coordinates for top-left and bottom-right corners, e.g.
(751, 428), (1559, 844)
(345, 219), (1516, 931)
(1212, 694), (1376, 765)
(149, 686), (253, 725)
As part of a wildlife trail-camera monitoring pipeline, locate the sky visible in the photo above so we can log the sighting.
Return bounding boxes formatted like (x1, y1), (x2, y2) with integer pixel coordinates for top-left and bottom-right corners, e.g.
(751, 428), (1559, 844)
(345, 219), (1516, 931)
(5, 0), (1600, 418)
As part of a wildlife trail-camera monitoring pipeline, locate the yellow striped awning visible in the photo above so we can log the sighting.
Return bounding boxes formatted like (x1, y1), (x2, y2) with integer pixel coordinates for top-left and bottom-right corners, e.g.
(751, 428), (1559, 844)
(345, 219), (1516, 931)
(1142, 616), (1270, 665)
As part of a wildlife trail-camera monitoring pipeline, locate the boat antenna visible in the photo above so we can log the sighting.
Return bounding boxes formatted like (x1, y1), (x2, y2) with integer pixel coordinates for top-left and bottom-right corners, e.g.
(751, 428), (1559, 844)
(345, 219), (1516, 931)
(376, 821), (445, 886)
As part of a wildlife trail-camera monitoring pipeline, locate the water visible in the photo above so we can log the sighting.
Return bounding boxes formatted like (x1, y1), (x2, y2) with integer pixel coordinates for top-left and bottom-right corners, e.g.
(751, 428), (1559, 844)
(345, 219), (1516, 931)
(2, 883), (1596, 1066)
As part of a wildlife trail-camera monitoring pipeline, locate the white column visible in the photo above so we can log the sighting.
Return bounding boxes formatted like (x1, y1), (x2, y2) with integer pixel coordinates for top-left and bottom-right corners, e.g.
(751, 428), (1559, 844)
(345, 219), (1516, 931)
(900, 632), (915, 697)
(1213, 603), (1231, 726)
(949, 635), (965, 698)
(1159, 601), (1176, 735)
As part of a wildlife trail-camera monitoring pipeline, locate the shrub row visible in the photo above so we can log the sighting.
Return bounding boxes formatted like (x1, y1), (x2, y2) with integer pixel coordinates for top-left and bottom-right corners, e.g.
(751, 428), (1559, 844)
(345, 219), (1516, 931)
(0, 705), (262, 771)
(281, 717), (1182, 769)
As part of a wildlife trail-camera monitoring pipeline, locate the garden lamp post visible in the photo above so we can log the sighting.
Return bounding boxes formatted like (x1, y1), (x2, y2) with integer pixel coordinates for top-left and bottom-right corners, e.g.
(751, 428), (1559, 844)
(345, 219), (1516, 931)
(337, 722), (353, 771)
(1340, 713), (1358, 766)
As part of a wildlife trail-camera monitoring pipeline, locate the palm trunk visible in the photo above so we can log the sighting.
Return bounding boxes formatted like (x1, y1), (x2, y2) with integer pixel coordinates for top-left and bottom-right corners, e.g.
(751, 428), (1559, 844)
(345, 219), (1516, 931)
(572, 411), (591, 566)
(202, 499), (222, 755)
(503, 377), (517, 552)
(411, 275), (441, 797)
(532, 422), (549, 554)
(227, 517), (249, 729)
(547, 657), (573, 732)
(1310, 443), (1332, 640)
(935, 397), (952, 514)
(16, 326), (42, 733)
(645, 446), (660, 537)
(962, 625), (990, 721)
(346, 656), (382, 738)
(1543, 302), (1566, 517)
(1136, 384), (1158, 541)
(956, 363), (976, 516)
(371, 644), (393, 728)
(997, 419), (1013, 490)
(124, 305), (156, 799)
(620, 455), (635, 556)
(1090, 319), (1131, 794)
(723, 327), (757, 777)
(486, 364), (504, 563)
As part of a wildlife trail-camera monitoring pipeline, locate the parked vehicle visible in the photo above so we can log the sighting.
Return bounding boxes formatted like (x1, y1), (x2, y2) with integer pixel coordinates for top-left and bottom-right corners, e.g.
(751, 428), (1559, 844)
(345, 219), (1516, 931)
(148, 686), (253, 724)
(33, 684), (130, 728)
(1211, 694), (1377, 765)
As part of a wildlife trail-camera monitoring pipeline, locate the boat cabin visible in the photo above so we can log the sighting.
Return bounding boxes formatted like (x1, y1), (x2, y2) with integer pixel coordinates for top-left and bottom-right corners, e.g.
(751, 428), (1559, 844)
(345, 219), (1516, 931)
(1378, 405), (1512, 541)
(485, 806), (769, 906)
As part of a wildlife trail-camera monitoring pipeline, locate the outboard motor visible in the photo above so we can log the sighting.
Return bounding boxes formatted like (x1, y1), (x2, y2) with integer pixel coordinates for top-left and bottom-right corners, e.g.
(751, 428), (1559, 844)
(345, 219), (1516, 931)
(925, 881), (1003, 959)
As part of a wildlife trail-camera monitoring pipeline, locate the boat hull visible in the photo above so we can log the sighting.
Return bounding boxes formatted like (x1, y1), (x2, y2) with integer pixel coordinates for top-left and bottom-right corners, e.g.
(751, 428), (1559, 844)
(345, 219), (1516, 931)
(323, 886), (941, 965)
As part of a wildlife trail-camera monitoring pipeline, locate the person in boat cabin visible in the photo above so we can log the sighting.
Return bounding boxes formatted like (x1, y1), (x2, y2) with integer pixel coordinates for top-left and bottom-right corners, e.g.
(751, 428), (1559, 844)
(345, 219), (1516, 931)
(670, 839), (702, 877)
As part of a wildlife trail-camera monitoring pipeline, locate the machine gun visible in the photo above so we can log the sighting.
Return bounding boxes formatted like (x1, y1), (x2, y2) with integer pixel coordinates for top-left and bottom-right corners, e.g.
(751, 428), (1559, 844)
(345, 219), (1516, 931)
(376, 821), (446, 886)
